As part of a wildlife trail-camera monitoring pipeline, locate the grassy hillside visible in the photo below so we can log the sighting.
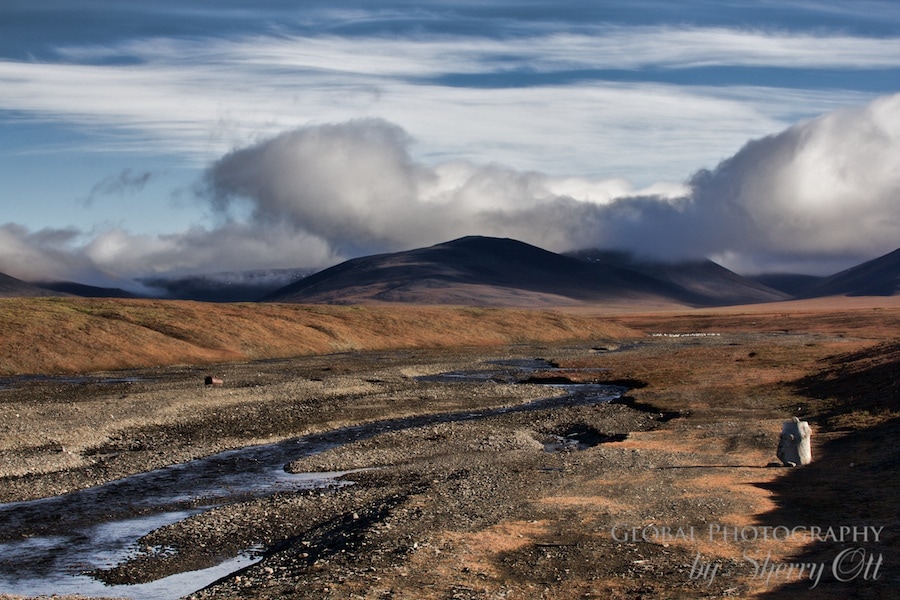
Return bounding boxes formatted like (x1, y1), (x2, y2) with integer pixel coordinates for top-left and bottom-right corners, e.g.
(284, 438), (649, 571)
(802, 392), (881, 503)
(0, 298), (639, 376)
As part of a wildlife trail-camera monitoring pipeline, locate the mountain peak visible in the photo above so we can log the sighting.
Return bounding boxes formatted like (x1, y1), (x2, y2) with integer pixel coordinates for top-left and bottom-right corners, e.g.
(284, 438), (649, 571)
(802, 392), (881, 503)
(265, 236), (788, 307)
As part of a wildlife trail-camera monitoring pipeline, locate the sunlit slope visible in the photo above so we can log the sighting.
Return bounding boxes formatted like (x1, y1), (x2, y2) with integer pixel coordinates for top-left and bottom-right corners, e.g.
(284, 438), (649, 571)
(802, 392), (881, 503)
(0, 298), (640, 376)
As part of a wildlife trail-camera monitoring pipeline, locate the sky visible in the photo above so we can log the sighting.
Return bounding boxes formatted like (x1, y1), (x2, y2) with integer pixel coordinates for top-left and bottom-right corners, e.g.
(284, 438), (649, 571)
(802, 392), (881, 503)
(1, 1), (899, 290)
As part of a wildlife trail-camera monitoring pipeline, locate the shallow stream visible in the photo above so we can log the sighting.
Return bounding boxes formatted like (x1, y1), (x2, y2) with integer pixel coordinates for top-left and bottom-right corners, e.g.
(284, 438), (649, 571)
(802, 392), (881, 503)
(0, 358), (623, 599)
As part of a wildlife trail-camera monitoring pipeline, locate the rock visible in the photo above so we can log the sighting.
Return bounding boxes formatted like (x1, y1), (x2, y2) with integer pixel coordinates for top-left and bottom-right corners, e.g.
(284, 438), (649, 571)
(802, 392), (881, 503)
(776, 416), (812, 466)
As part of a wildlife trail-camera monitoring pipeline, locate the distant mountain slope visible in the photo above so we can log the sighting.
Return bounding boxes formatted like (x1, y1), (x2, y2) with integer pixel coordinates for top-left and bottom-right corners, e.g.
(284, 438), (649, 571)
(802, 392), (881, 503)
(0, 272), (68, 298)
(265, 236), (788, 307)
(569, 249), (790, 306)
(748, 273), (823, 297)
(139, 268), (313, 302)
(36, 281), (142, 299)
(802, 248), (900, 297)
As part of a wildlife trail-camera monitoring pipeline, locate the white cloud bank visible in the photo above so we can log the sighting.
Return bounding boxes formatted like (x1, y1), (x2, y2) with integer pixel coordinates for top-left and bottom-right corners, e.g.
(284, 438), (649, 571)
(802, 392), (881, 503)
(1, 92), (899, 287)
(199, 92), (900, 274)
(202, 119), (688, 256)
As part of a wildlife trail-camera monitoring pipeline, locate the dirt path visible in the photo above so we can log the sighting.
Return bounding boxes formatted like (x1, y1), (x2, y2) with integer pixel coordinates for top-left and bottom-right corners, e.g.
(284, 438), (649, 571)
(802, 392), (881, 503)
(1, 307), (897, 599)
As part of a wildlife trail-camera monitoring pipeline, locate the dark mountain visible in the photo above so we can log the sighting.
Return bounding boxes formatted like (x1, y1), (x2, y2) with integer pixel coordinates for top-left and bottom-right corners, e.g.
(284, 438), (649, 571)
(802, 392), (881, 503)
(0, 272), (68, 298)
(36, 281), (142, 299)
(265, 236), (788, 307)
(747, 273), (823, 297)
(139, 268), (313, 302)
(568, 249), (789, 306)
(801, 248), (900, 297)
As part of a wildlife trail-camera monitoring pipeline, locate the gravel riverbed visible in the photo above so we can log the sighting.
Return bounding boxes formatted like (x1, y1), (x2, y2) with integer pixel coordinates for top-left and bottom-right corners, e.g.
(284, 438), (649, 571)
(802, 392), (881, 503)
(2, 332), (894, 599)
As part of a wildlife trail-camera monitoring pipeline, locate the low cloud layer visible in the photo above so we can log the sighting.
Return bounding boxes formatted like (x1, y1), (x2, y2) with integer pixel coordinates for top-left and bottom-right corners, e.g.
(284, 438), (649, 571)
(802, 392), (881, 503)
(202, 119), (687, 258)
(1, 92), (899, 289)
(203, 93), (900, 273)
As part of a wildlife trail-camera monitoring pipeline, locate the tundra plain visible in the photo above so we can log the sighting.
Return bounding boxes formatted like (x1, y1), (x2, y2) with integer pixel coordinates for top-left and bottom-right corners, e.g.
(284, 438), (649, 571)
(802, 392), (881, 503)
(0, 296), (897, 599)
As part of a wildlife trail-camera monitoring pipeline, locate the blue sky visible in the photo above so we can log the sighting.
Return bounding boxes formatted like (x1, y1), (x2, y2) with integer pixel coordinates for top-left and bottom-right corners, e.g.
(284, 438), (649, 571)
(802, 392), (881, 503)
(1, 1), (899, 287)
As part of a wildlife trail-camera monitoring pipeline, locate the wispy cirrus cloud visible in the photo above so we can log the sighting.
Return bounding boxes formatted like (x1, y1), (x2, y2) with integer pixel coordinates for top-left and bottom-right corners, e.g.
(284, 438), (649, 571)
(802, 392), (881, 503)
(0, 25), (885, 182)
(55, 24), (900, 73)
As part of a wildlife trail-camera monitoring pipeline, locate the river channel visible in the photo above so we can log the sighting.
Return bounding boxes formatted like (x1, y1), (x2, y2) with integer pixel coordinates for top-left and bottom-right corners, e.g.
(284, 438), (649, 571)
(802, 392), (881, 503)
(0, 358), (624, 599)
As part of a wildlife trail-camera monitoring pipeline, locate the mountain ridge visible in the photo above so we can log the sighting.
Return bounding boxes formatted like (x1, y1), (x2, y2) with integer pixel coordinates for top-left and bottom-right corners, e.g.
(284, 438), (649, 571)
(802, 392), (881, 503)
(264, 236), (789, 307)
(800, 248), (900, 298)
(6, 238), (898, 304)
(0, 272), (68, 298)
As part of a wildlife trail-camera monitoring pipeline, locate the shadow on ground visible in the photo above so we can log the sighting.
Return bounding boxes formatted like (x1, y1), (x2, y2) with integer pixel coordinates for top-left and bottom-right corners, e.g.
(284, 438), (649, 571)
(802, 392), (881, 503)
(753, 342), (899, 598)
